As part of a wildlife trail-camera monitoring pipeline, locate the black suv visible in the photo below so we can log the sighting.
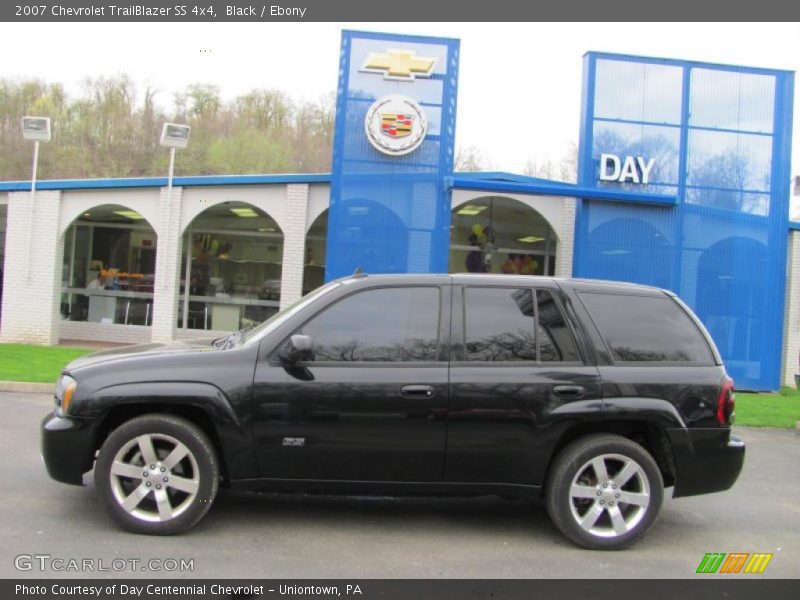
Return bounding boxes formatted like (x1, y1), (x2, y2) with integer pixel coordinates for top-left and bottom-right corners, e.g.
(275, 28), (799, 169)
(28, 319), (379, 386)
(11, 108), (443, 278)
(42, 274), (744, 550)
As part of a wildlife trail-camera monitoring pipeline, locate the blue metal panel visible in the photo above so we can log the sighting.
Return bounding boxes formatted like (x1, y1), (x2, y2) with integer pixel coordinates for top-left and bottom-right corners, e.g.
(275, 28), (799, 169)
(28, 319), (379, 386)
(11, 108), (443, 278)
(585, 51), (793, 78)
(689, 68), (775, 133)
(594, 59), (683, 125)
(580, 200), (678, 290)
(447, 177), (677, 206)
(574, 53), (597, 275)
(576, 52), (795, 391)
(452, 171), (567, 185)
(325, 30), (459, 281)
(0, 173), (332, 192)
(669, 62), (691, 307)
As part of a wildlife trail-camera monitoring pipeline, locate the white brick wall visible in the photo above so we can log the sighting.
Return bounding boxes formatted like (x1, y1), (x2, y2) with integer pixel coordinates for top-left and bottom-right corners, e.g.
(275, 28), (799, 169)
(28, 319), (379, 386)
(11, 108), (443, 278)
(555, 197), (576, 278)
(151, 186), (184, 343)
(59, 321), (152, 345)
(279, 184), (309, 309)
(0, 183), (311, 346)
(781, 229), (800, 387)
(0, 190), (63, 345)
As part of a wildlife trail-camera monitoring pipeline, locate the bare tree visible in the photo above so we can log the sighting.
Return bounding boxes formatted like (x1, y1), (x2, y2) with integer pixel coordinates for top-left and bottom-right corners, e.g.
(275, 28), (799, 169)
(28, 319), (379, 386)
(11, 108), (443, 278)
(455, 145), (492, 172)
(559, 141), (578, 183)
(523, 143), (578, 183)
(523, 157), (558, 179)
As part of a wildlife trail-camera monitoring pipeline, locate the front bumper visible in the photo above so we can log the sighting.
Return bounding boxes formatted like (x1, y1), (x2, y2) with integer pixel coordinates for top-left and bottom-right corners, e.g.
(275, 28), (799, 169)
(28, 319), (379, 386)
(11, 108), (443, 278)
(41, 412), (97, 485)
(667, 427), (745, 498)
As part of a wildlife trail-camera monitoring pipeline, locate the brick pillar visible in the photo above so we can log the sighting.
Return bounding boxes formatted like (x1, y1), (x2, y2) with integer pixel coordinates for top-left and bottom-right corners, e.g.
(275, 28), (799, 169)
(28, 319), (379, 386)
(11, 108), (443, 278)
(0, 190), (63, 345)
(555, 197), (576, 278)
(279, 184), (310, 310)
(781, 230), (800, 387)
(151, 186), (183, 343)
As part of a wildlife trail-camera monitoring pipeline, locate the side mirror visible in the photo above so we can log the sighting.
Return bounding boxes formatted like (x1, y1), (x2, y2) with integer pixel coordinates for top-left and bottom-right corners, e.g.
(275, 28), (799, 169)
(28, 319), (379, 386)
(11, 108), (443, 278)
(281, 334), (314, 363)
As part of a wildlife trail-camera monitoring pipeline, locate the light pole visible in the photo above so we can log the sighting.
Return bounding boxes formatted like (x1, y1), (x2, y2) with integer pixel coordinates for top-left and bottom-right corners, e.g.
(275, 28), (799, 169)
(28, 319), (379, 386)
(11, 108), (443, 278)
(159, 123), (191, 329)
(21, 116), (51, 283)
(160, 122), (190, 202)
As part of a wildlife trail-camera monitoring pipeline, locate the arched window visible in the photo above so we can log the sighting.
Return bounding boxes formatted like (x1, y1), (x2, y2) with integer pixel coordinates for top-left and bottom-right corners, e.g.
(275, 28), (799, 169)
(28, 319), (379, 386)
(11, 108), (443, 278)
(179, 201), (284, 332)
(61, 204), (157, 326)
(450, 196), (558, 276)
(304, 209), (327, 295)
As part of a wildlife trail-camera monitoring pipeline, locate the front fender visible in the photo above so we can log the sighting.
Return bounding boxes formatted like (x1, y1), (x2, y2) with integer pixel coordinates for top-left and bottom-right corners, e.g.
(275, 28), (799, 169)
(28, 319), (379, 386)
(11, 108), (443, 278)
(71, 381), (257, 481)
(75, 381), (243, 433)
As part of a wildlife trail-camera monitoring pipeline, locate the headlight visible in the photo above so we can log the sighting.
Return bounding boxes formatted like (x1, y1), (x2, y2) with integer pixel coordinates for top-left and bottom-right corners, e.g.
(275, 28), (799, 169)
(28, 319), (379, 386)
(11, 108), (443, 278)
(55, 375), (77, 415)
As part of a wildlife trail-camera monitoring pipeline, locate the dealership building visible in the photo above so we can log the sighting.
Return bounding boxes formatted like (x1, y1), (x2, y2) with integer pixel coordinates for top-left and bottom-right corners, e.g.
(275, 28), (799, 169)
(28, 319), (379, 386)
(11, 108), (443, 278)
(0, 31), (796, 391)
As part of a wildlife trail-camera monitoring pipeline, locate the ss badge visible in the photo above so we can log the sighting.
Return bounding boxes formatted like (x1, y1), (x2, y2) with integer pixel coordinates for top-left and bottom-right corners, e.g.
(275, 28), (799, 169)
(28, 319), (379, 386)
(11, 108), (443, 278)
(282, 437), (305, 447)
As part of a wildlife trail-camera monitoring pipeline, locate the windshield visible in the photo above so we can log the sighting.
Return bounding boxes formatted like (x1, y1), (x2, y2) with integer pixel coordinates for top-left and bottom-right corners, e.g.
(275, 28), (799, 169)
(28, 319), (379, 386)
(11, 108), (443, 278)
(238, 280), (342, 347)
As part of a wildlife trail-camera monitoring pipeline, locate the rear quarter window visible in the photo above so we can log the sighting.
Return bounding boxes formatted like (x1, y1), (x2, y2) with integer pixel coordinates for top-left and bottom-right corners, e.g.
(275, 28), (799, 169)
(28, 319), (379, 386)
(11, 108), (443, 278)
(578, 291), (714, 364)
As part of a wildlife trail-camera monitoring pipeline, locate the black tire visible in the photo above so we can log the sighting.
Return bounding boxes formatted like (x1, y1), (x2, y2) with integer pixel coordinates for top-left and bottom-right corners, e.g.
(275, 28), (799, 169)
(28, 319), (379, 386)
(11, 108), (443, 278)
(95, 414), (219, 535)
(545, 434), (664, 550)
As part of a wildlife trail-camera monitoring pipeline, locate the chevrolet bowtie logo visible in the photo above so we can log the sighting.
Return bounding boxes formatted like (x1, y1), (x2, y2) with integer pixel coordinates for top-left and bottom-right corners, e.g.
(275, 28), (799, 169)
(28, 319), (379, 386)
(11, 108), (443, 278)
(360, 49), (437, 81)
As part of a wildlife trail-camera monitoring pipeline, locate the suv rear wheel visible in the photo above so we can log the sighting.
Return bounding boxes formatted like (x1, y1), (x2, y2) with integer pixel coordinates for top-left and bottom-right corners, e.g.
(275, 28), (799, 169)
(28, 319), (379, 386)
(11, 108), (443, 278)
(94, 414), (219, 535)
(545, 434), (664, 550)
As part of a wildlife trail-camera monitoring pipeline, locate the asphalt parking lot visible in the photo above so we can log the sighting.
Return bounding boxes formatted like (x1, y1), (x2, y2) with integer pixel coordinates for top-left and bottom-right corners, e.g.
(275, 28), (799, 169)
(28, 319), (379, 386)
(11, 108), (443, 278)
(1, 391), (798, 579)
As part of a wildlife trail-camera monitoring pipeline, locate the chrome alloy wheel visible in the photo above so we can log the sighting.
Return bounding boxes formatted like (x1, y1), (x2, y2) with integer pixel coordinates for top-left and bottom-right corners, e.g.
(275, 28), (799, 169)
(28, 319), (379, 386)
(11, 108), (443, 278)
(109, 433), (200, 523)
(567, 453), (651, 538)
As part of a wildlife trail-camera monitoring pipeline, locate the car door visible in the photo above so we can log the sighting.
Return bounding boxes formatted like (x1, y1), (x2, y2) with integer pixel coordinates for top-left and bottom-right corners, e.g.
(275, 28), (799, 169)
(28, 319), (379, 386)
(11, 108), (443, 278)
(251, 284), (450, 482)
(445, 282), (602, 487)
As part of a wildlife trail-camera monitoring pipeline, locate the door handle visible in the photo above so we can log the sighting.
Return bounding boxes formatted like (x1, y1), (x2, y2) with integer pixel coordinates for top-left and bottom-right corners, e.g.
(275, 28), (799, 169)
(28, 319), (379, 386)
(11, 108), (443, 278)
(400, 385), (436, 398)
(552, 385), (585, 398)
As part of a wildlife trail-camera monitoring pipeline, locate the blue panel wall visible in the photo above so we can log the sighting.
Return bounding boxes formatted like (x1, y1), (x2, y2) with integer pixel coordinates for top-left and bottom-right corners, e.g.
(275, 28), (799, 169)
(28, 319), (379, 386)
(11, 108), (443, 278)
(326, 30), (459, 280)
(576, 53), (794, 391)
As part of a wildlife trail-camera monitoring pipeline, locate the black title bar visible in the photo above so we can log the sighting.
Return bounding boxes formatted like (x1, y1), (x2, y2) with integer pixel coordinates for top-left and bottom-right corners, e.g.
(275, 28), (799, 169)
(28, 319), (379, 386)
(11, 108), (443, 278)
(4, 579), (800, 600)
(3, 0), (800, 21)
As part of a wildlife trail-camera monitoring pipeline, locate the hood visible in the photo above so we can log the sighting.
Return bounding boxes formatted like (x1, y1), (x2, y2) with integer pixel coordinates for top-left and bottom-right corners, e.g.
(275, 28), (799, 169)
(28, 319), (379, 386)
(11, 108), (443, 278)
(65, 338), (218, 371)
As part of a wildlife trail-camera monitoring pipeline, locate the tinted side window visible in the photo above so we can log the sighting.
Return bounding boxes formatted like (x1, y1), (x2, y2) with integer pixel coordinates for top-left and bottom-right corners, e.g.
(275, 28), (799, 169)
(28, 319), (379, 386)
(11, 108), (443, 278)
(465, 287), (536, 361)
(464, 288), (582, 363)
(300, 287), (440, 362)
(537, 289), (581, 362)
(579, 291), (714, 363)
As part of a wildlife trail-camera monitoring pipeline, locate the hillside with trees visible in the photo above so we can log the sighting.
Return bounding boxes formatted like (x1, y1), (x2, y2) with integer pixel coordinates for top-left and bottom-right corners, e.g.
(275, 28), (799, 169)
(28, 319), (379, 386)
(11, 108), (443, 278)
(0, 75), (335, 180)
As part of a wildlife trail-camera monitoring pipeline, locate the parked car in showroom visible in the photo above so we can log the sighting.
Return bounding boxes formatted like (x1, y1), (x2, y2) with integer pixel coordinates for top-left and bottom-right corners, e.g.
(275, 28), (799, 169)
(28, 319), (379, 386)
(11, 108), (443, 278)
(42, 273), (743, 550)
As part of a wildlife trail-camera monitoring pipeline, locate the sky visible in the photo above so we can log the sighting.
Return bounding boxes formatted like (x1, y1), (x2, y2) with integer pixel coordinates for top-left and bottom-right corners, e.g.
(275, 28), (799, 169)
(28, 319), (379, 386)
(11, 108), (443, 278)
(1, 22), (798, 178)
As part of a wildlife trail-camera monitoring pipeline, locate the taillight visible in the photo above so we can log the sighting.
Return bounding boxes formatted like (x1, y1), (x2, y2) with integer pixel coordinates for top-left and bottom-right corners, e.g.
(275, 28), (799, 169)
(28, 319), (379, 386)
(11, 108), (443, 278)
(716, 377), (735, 426)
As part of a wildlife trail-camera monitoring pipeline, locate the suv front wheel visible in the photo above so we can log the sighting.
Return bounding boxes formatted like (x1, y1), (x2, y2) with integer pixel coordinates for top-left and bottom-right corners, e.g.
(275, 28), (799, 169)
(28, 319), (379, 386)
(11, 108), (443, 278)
(94, 414), (219, 535)
(545, 434), (664, 550)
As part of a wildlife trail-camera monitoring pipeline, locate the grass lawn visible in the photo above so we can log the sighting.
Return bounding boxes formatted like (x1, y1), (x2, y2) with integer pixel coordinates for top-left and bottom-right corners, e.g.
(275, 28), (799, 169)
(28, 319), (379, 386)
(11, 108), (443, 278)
(735, 388), (800, 428)
(0, 343), (94, 384)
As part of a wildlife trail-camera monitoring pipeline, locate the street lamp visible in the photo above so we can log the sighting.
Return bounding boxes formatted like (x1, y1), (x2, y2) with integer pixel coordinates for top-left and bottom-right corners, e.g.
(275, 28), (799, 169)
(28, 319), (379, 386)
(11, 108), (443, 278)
(21, 116), (51, 282)
(22, 115), (51, 192)
(160, 122), (190, 199)
(160, 123), (192, 330)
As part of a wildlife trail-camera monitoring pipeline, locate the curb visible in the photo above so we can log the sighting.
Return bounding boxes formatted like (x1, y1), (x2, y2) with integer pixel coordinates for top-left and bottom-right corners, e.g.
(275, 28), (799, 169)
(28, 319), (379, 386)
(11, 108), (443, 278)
(0, 381), (55, 394)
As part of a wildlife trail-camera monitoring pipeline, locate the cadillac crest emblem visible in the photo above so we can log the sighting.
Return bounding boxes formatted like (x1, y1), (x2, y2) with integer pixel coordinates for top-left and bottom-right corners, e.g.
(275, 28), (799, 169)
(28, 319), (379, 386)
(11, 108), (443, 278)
(365, 94), (427, 156)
